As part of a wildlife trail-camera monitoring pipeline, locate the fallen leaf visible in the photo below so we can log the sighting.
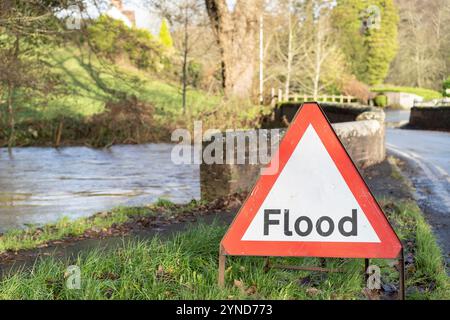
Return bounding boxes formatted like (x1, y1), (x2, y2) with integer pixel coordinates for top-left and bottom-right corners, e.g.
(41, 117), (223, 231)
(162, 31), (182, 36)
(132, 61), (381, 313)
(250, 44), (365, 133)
(362, 288), (381, 300)
(306, 287), (322, 297)
(245, 285), (257, 295)
(233, 279), (243, 288)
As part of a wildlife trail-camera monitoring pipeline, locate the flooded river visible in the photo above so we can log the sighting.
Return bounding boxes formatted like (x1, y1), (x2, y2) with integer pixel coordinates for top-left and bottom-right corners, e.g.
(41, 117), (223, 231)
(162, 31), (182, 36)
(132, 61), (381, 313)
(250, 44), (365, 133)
(0, 144), (199, 232)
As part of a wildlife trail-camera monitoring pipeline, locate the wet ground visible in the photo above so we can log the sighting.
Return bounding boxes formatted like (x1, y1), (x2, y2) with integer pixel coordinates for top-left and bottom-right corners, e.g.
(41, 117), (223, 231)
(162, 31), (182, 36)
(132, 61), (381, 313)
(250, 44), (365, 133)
(0, 144), (199, 232)
(385, 109), (450, 266)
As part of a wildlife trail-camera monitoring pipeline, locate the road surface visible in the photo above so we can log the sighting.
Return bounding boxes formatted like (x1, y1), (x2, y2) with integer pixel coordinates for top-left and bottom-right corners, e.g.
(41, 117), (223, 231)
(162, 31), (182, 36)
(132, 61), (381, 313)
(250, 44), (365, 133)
(385, 110), (450, 266)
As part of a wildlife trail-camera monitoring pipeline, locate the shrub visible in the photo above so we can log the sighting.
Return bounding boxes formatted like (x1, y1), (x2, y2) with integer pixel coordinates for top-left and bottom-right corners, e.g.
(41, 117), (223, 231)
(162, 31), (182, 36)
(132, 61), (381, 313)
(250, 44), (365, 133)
(443, 77), (450, 97)
(341, 76), (372, 104)
(87, 15), (165, 71)
(374, 94), (388, 107)
(87, 95), (160, 147)
(158, 19), (173, 49)
(371, 85), (442, 101)
(187, 61), (203, 88)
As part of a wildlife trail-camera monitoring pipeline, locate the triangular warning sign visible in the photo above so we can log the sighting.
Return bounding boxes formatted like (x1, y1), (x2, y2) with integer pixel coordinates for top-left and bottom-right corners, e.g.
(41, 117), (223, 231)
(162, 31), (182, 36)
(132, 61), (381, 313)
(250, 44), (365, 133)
(221, 102), (402, 259)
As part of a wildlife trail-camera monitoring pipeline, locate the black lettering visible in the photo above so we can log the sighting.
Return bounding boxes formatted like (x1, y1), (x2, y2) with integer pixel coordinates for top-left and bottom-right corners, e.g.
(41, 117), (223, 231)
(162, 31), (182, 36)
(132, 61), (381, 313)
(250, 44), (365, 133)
(264, 209), (280, 235)
(294, 216), (313, 236)
(284, 209), (292, 236)
(316, 216), (334, 237)
(338, 209), (358, 236)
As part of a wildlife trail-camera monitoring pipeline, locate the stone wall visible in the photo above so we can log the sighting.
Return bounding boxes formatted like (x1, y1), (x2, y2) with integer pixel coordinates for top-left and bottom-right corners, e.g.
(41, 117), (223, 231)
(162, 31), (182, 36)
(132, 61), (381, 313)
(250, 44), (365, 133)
(261, 102), (379, 128)
(200, 117), (385, 201)
(409, 107), (450, 131)
(384, 92), (423, 109)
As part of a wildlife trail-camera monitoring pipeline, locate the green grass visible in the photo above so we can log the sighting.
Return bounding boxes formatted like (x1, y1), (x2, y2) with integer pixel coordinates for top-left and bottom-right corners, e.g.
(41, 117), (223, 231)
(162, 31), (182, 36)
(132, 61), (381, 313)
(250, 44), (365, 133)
(371, 85), (442, 101)
(0, 222), (366, 299)
(13, 46), (222, 123)
(0, 199), (448, 300)
(1, 46), (264, 146)
(378, 200), (449, 299)
(0, 198), (207, 254)
(0, 207), (147, 253)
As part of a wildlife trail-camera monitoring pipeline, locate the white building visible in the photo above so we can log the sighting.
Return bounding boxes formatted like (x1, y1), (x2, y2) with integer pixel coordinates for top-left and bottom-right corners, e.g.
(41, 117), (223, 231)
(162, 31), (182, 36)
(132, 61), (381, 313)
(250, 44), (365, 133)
(106, 0), (136, 28)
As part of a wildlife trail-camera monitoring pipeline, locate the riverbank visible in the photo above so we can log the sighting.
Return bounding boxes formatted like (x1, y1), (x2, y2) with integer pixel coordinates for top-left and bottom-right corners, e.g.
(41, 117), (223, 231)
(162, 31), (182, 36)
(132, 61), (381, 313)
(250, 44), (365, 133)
(0, 47), (265, 148)
(0, 158), (448, 299)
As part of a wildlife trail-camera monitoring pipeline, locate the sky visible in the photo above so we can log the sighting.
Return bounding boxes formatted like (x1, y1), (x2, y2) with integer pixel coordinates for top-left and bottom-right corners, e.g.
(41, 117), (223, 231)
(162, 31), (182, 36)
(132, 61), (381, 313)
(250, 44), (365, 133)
(61, 0), (239, 35)
(123, 0), (160, 33)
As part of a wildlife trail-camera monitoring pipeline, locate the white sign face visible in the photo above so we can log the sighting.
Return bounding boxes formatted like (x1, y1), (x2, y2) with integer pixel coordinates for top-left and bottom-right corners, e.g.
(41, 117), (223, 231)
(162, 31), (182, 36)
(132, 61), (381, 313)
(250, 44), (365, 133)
(242, 125), (380, 243)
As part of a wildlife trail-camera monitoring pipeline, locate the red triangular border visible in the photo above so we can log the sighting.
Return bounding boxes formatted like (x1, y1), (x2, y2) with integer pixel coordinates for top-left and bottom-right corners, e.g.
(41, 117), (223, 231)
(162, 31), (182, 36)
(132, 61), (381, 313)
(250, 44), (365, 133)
(221, 102), (402, 259)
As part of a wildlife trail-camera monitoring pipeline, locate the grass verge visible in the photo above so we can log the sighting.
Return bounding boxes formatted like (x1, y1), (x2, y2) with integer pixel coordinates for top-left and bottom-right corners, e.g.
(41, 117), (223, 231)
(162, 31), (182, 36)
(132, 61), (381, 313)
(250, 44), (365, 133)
(0, 198), (448, 300)
(1, 47), (265, 147)
(0, 198), (202, 254)
(371, 85), (442, 101)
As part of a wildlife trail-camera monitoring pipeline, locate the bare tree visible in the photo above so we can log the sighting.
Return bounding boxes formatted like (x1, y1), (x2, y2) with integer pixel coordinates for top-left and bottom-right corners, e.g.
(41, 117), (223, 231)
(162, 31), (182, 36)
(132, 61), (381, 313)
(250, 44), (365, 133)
(148, 0), (206, 113)
(388, 0), (450, 89)
(0, 0), (80, 150)
(205, 0), (263, 99)
(292, 0), (345, 97)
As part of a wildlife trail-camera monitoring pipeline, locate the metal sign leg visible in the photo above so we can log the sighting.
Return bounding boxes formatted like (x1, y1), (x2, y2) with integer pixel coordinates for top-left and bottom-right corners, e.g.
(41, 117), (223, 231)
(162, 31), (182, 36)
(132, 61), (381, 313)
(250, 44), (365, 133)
(398, 250), (405, 300)
(364, 258), (370, 282)
(218, 246), (226, 287)
(263, 257), (271, 272)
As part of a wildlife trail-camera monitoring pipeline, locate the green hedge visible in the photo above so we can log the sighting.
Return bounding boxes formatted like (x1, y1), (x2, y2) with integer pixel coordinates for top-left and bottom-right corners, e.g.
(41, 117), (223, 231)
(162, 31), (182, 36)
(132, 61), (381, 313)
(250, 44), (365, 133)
(374, 94), (388, 107)
(443, 77), (450, 97)
(371, 85), (442, 100)
(87, 15), (166, 71)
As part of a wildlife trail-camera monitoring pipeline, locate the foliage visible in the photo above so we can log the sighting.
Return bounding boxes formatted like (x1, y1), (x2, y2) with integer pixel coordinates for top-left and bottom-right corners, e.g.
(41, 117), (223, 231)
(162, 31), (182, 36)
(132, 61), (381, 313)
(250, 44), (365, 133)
(158, 19), (173, 49)
(332, 0), (399, 85)
(371, 85), (442, 101)
(386, 0), (450, 90)
(374, 94), (387, 107)
(444, 77), (450, 97)
(87, 15), (165, 71)
(380, 200), (449, 299)
(0, 46), (262, 147)
(341, 75), (372, 103)
(186, 60), (203, 88)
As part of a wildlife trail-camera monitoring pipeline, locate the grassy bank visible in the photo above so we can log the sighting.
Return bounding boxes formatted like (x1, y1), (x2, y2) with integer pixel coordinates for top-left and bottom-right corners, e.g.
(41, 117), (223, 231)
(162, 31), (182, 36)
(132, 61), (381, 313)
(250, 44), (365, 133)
(0, 198), (448, 300)
(0, 47), (265, 147)
(371, 85), (442, 101)
(0, 198), (202, 253)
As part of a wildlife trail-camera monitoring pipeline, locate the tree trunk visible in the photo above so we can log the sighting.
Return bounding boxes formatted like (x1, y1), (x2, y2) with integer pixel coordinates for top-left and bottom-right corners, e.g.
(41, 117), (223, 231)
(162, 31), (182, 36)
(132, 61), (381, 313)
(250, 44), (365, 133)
(7, 82), (15, 151)
(205, 0), (261, 98)
(8, 33), (20, 151)
(285, 11), (293, 98)
(182, 4), (189, 114)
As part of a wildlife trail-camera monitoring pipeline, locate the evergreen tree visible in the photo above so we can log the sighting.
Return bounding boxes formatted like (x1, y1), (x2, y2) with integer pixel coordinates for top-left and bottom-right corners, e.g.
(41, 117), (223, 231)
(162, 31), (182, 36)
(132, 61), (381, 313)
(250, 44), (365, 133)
(332, 0), (399, 85)
(159, 19), (173, 48)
